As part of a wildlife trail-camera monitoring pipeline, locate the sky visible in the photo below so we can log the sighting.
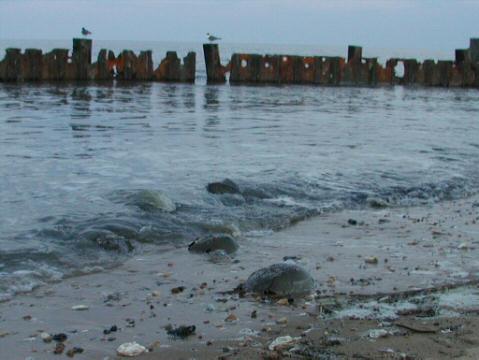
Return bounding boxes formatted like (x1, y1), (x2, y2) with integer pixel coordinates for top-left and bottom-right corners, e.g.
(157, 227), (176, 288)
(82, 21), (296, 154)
(0, 0), (477, 51)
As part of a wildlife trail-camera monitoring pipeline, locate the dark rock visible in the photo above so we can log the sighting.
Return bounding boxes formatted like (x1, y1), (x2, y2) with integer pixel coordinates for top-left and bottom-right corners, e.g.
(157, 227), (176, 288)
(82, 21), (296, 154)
(66, 347), (84, 358)
(207, 179), (240, 195)
(103, 325), (117, 335)
(52, 333), (68, 342)
(325, 336), (344, 346)
(171, 286), (186, 294)
(367, 197), (388, 208)
(244, 263), (314, 297)
(188, 234), (239, 254)
(348, 219), (358, 226)
(80, 229), (134, 252)
(207, 249), (232, 264)
(165, 324), (196, 338)
(283, 256), (302, 261)
(54, 342), (65, 354)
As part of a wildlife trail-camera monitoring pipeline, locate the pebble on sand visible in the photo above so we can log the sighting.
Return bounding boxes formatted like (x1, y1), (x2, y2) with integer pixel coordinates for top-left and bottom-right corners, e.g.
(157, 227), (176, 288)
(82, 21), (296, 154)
(225, 313), (238, 322)
(40, 332), (52, 343)
(368, 329), (389, 339)
(71, 305), (89, 311)
(116, 342), (147, 357)
(268, 335), (300, 351)
(165, 325), (196, 338)
(188, 234), (239, 255)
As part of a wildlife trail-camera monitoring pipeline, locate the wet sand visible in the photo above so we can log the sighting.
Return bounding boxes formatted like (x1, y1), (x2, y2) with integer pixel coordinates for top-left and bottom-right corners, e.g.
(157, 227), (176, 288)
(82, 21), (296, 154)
(1, 195), (479, 359)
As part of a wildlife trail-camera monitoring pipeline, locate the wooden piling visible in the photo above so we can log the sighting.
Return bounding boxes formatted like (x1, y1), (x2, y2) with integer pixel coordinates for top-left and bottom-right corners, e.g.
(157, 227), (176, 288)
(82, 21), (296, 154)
(72, 38), (92, 80)
(203, 44), (225, 83)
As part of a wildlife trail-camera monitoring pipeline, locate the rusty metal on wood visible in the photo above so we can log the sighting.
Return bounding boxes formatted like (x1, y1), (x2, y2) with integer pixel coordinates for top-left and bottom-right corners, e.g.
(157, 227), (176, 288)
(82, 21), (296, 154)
(0, 39), (196, 83)
(1, 37), (479, 88)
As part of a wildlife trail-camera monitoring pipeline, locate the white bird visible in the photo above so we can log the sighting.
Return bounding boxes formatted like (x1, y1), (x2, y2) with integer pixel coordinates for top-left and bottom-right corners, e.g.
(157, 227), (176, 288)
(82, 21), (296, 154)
(207, 33), (221, 42)
(81, 27), (92, 36)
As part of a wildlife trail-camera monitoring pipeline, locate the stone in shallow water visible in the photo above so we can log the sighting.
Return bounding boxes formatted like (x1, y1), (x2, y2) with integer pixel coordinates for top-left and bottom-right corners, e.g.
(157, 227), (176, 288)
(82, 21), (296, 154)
(244, 263), (314, 297)
(188, 234), (239, 254)
(206, 179), (241, 195)
(207, 249), (232, 264)
(367, 197), (389, 208)
(127, 189), (176, 212)
(80, 229), (134, 252)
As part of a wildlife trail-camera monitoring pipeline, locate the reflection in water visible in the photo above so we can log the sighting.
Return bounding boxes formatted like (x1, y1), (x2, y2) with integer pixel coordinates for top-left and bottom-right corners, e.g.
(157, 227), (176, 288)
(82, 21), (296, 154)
(203, 86), (220, 111)
(159, 84), (178, 114)
(202, 86), (221, 135)
(71, 87), (92, 120)
(181, 85), (196, 111)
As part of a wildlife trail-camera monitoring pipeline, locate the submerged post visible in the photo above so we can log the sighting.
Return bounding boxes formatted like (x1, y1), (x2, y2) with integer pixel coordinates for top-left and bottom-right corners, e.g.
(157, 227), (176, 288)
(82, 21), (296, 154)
(72, 38), (92, 80)
(203, 44), (225, 83)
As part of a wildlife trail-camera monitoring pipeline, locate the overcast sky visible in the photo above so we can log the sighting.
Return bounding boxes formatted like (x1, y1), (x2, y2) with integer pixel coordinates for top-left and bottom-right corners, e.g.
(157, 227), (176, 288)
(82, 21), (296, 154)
(0, 0), (477, 51)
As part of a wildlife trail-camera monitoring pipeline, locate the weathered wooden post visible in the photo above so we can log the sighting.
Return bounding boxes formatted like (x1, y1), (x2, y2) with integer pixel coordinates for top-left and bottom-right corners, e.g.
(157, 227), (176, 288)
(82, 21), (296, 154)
(365, 58), (378, 85)
(203, 44), (225, 83)
(137, 51), (153, 80)
(402, 59), (419, 85)
(72, 38), (92, 80)
(117, 50), (139, 80)
(437, 60), (452, 87)
(470, 38), (479, 63)
(467, 40), (479, 87)
(43, 49), (69, 81)
(23, 49), (43, 81)
(230, 53), (261, 83)
(4, 48), (22, 81)
(346, 45), (363, 85)
(96, 49), (112, 80)
(455, 49), (471, 64)
(155, 51), (181, 81)
(258, 55), (280, 83)
(347, 45), (362, 64)
(181, 52), (196, 83)
(453, 49), (473, 87)
(321, 56), (342, 85)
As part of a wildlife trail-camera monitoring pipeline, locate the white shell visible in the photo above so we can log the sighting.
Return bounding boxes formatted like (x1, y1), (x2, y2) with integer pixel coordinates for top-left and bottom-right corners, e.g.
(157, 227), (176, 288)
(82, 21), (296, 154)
(117, 342), (147, 357)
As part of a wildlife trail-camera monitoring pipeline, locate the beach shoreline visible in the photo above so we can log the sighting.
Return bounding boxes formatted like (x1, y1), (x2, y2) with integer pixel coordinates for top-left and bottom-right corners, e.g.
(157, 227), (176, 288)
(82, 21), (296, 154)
(1, 194), (479, 359)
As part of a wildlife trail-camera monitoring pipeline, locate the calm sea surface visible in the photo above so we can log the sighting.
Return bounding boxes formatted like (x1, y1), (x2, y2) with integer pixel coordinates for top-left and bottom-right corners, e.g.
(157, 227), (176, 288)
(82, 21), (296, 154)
(0, 40), (478, 300)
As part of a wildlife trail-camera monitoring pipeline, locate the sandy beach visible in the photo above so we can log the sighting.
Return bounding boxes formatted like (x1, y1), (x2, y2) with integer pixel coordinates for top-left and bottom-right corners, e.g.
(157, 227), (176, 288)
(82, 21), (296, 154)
(1, 194), (479, 359)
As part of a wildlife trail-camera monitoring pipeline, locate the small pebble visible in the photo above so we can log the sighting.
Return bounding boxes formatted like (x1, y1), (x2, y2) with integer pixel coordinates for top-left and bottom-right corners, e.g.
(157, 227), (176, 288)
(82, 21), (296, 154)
(54, 342), (65, 354)
(225, 313), (238, 322)
(40, 332), (52, 343)
(52, 333), (68, 342)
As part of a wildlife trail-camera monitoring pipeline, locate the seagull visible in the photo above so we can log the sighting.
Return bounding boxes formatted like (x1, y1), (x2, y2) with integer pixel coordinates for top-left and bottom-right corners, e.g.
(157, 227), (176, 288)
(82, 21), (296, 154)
(207, 33), (221, 42)
(81, 27), (92, 36)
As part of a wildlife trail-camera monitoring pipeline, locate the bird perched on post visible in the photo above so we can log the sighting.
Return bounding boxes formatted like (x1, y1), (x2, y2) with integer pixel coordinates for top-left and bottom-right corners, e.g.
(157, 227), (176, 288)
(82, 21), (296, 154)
(81, 27), (92, 36)
(207, 33), (221, 42)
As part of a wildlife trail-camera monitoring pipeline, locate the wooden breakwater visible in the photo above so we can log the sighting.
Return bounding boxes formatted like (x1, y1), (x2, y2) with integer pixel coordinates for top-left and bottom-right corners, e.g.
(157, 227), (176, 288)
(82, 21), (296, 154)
(1, 38), (479, 88)
(204, 38), (479, 88)
(0, 39), (195, 82)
